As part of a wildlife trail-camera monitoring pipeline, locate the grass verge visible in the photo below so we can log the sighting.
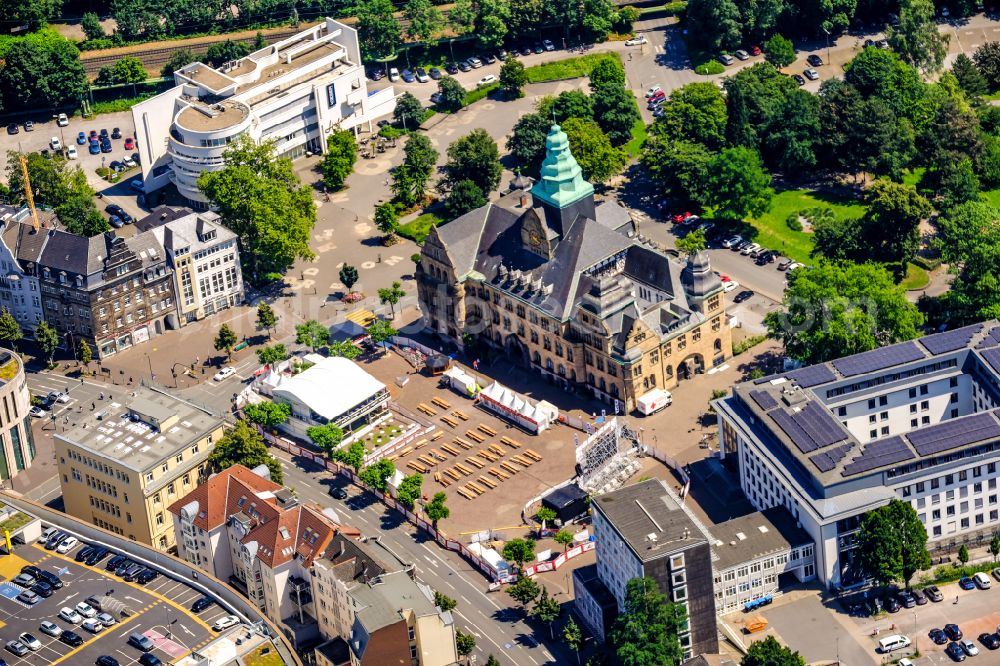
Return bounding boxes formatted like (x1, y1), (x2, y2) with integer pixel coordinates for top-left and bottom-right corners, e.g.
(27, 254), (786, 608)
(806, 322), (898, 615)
(465, 83), (499, 106)
(524, 52), (620, 83)
(745, 189), (866, 264)
(900, 263), (930, 291)
(398, 212), (444, 244)
(624, 119), (647, 158)
(89, 93), (159, 115)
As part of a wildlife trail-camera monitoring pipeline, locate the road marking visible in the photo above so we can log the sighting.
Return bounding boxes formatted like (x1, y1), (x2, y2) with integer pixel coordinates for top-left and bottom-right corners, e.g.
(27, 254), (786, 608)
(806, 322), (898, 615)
(422, 555), (439, 568)
(543, 650), (554, 660)
(300, 481), (312, 489)
(460, 595), (471, 605)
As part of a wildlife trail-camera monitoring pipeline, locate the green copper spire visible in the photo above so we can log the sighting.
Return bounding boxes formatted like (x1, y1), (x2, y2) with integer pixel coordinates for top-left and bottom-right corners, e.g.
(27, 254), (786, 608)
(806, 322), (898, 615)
(531, 124), (594, 210)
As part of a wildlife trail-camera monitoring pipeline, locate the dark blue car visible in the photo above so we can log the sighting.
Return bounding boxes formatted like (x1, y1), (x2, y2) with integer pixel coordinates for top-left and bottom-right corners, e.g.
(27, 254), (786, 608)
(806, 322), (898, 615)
(959, 577), (976, 590)
(401, 69), (415, 82)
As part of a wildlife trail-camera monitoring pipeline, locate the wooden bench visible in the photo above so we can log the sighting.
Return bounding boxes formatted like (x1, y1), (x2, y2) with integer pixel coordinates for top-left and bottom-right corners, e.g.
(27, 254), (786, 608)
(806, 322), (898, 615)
(478, 449), (498, 462)
(432, 396), (452, 410)
(387, 454), (399, 462)
(455, 463), (474, 476)
(500, 461), (519, 475)
(478, 424), (498, 437)
(500, 436), (522, 449)
(417, 403), (437, 416)
(418, 455), (437, 467)
(412, 439), (429, 451)
(441, 443), (460, 457)
(452, 410), (470, 421)
(407, 461), (428, 473)
(464, 484), (484, 497)
(454, 438), (473, 450)
(465, 456), (486, 469)
(512, 455), (532, 467)
(465, 430), (485, 443)
(468, 480), (487, 494)
(445, 467), (462, 481)
(440, 416), (459, 428)
(524, 449), (543, 462)
(489, 467), (510, 481)
(457, 487), (475, 500)
(429, 431), (444, 442)
(399, 446), (413, 458)
(488, 444), (505, 457)
(477, 475), (498, 489)
(431, 449), (448, 462)
(434, 471), (450, 487)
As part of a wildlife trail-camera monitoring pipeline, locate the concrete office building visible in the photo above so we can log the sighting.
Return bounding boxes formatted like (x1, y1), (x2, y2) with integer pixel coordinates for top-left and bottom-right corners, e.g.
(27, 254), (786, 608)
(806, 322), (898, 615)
(55, 386), (226, 549)
(573, 479), (718, 658)
(714, 321), (1000, 589)
(132, 18), (396, 206)
(0, 350), (36, 482)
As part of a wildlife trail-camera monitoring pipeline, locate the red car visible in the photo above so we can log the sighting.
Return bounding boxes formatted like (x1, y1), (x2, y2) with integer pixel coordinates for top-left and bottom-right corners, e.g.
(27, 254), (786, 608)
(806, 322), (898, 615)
(749, 45), (762, 56)
(672, 212), (693, 224)
(124, 137), (135, 150)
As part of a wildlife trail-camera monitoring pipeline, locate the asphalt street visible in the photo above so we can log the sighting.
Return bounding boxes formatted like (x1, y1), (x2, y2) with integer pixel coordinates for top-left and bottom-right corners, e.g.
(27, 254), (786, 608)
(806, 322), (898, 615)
(269, 447), (566, 666)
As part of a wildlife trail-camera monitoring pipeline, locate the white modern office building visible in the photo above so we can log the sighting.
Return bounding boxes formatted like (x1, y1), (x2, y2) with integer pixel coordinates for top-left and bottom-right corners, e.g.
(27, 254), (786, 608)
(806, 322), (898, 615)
(714, 321), (1000, 590)
(132, 18), (396, 206)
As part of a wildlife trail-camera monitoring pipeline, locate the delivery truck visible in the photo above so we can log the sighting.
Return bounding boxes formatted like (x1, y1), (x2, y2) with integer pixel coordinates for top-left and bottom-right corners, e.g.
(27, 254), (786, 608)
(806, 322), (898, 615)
(637, 388), (672, 415)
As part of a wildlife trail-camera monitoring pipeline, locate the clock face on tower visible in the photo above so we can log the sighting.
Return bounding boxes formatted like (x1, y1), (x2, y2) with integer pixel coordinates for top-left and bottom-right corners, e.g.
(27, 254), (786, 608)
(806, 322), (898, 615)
(529, 231), (541, 246)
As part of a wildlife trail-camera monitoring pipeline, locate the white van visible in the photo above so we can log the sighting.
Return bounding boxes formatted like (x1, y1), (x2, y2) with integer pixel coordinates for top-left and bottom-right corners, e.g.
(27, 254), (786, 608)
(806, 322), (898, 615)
(877, 635), (911, 653)
(637, 388), (672, 416)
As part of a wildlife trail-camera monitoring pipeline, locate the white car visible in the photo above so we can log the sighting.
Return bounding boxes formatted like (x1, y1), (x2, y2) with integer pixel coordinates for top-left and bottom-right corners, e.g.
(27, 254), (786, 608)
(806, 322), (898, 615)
(122, 156), (136, 168)
(213, 615), (240, 631)
(468, 56), (482, 68)
(625, 35), (647, 46)
(38, 527), (57, 543)
(542, 39), (555, 51)
(17, 633), (40, 651)
(804, 68), (819, 81)
(56, 536), (78, 553)
(50, 136), (61, 151)
(786, 262), (803, 271)
(389, 67), (400, 82)
(75, 601), (97, 618)
(415, 68), (429, 83)
(960, 639), (979, 656)
(81, 618), (104, 634)
(47, 391), (69, 404)
(96, 612), (116, 627)
(477, 74), (497, 87)
(66, 146), (78, 159)
(58, 607), (82, 624)
(973, 571), (992, 589)
(645, 85), (662, 98)
(213, 367), (236, 382)
(56, 113), (69, 127)
(38, 621), (61, 637)
(723, 280), (740, 293)
(741, 242), (762, 255)
(722, 235), (743, 249)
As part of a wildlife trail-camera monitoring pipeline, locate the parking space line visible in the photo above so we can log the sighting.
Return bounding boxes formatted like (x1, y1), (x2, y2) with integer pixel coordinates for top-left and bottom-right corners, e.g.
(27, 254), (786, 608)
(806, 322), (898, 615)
(45, 597), (150, 666)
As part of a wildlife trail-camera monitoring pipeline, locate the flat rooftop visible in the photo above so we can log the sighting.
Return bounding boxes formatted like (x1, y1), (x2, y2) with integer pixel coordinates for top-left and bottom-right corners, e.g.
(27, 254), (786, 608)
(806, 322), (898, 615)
(237, 40), (344, 97)
(56, 386), (224, 473)
(594, 479), (707, 562)
(724, 321), (1000, 487)
(180, 64), (236, 92)
(176, 98), (250, 133)
(710, 507), (812, 572)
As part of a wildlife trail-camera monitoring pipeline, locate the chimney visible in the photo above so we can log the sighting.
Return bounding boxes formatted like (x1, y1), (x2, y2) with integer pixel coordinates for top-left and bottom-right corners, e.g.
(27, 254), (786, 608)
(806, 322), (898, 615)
(519, 193), (529, 208)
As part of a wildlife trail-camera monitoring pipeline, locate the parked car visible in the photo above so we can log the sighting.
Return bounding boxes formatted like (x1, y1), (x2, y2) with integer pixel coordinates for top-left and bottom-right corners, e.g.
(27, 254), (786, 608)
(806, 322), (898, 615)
(959, 576), (976, 590)
(807, 54), (824, 67)
(82, 618), (104, 634)
(804, 68), (819, 81)
(57, 113), (68, 127)
(108, 216), (124, 229)
(367, 67), (384, 80)
(401, 69), (415, 82)
(930, 628), (949, 645)
(100, 141), (112, 153)
(5, 123), (17, 135)
(122, 156), (136, 168)
(12, 572), (36, 587)
(56, 535), (79, 553)
(191, 596), (214, 613)
(47, 391), (70, 405)
(457, 60), (472, 72)
(16, 590), (39, 605)
(122, 564), (145, 582)
(38, 621), (61, 638)
(429, 67), (442, 80)
(946, 624), (964, 641)
(877, 38), (890, 48)
(741, 242), (761, 255)
(445, 62), (459, 74)
(75, 601), (97, 619)
(722, 235), (743, 249)
(533, 43), (544, 53)
(213, 615), (240, 631)
(482, 53), (497, 64)
(792, 74), (806, 86)
(38, 570), (61, 589)
(16, 634), (39, 652)
(883, 595), (901, 613)
(979, 632), (1000, 649)
(498, 49), (508, 60)
(76, 131), (86, 145)
(897, 590), (916, 608)
(29, 406), (45, 418)
(124, 137), (135, 151)
(329, 486), (349, 499)
(946, 641), (967, 661)
(139, 654), (162, 666)
(755, 251), (775, 265)
(60, 630), (83, 647)
(521, 45), (533, 56)
(136, 568), (158, 584)
(542, 39), (555, 51)
(97, 612), (116, 627)
(415, 68), (429, 83)
(960, 639), (979, 656)
(734, 49), (750, 60)
(4, 641), (27, 657)
(130, 178), (144, 192)
(625, 35), (647, 46)
(910, 587), (927, 605)
(749, 45), (762, 55)
(468, 56), (482, 68)
(66, 146), (78, 160)
(213, 367), (236, 381)
(645, 85), (662, 98)
(974, 572), (992, 589)
(111, 128), (121, 139)
(30, 581), (53, 598)
(477, 74), (497, 87)
(106, 554), (128, 571)
(733, 290), (755, 304)
(723, 281), (740, 293)
(97, 657), (120, 666)
(389, 67), (400, 81)
(718, 53), (735, 65)
(89, 141), (101, 155)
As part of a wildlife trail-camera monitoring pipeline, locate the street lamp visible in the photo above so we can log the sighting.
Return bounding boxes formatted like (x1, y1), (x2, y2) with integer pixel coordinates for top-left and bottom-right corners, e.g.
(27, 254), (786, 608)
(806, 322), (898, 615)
(144, 352), (154, 383)
(822, 27), (832, 66)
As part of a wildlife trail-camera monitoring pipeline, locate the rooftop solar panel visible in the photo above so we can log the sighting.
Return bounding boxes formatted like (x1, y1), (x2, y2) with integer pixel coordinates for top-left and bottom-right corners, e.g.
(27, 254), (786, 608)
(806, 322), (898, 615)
(841, 436), (915, 477)
(749, 390), (778, 411)
(809, 443), (854, 473)
(785, 365), (837, 388)
(919, 323), (984, 355)
(907, 412), (1000, 457)
(796, 402), (848, 447)
(976, 326), (1000, 349)
(770, 409), (818, 454)
(831, 342), (926, 377)
(981, 347), (1000, 375)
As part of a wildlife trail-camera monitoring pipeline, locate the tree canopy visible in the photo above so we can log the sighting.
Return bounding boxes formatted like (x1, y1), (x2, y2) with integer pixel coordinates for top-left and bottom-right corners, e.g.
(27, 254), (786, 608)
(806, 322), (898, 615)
(208, 421), (283, 484)
(0, 31), (88, 112)
(741, 637), (805, 666)
(445, 129), (503, 196)
(610, 576), (686, 666)
(855, 499), (930, 588)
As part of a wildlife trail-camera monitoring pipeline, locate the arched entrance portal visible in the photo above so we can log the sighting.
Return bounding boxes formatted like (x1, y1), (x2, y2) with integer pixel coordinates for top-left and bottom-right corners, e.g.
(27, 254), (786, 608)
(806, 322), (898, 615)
(504, 335), (530, 366)
(676, 353), (705, 381)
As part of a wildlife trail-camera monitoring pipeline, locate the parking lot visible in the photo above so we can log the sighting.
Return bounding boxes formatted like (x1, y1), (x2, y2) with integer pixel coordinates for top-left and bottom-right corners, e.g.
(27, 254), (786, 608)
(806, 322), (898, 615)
(0, 532), (231, 666)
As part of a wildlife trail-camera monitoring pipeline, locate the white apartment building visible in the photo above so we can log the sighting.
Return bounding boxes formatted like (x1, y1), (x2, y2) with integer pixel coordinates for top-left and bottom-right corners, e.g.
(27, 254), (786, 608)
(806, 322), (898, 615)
(142, 207), (244, 323)
(0, 206), (46, 331)
(714, 321), (1000, 590)
(132, 18), (396, 207)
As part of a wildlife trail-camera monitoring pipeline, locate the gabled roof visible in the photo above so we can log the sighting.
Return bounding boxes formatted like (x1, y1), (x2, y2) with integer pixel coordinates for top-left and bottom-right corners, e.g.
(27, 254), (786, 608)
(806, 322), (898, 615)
(246, 502), (339, 568)
(37, 227), (107, 276)
(166, 464), (282, 531)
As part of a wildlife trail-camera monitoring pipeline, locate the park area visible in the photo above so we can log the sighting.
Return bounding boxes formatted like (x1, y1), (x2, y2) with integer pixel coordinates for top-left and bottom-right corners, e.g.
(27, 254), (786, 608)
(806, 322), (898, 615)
(746, 188), (866, 263)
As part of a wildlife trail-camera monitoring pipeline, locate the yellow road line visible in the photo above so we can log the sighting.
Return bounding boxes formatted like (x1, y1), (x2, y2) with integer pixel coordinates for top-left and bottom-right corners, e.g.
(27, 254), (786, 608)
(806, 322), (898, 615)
(44, 549), (214, 632)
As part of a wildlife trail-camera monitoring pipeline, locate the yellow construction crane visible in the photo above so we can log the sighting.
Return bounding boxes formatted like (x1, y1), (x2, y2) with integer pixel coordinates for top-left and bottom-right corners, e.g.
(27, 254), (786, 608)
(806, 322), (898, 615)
(18, 153), (40, 232)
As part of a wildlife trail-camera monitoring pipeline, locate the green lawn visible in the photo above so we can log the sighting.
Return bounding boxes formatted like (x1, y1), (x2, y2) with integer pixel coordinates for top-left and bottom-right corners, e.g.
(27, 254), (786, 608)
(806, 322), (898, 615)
(624, 119), (647, 158)
(744, 189), (867, 264)
(243, 645), (284, 666)
(983, 187), (1000, 209)
(398, 212), (444, 244)
(900, 262), (930, 290)
(525, 53), (620, 83)
(901, 167), (925, 188)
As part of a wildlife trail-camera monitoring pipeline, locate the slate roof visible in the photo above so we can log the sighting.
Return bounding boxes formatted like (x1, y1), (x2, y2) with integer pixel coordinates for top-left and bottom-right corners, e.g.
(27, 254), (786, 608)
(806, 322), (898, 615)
(349, 571), (443, 633)
(37, 227), (106, 275)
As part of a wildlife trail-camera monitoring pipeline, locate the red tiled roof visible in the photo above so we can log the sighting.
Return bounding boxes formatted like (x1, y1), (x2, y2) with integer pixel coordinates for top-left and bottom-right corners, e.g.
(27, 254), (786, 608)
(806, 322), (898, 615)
(166, 464), (282, 531)
(246, 502), (340, 568)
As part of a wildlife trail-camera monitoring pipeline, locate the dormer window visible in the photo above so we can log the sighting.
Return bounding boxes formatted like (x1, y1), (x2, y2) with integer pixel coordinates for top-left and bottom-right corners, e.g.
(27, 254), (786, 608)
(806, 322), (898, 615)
(199, 230), (216, 242)
(43, 267), (50, 279)
(58, 272), (66, 284)
(75, 276), (83, 287)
